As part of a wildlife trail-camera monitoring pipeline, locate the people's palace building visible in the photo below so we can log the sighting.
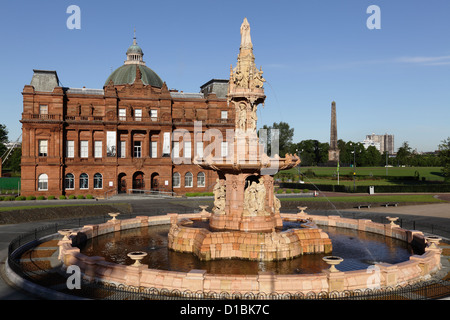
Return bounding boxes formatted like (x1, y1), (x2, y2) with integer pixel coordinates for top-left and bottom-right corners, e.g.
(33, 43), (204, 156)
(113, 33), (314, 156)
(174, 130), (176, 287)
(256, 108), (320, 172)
(20, 36), (233, 197)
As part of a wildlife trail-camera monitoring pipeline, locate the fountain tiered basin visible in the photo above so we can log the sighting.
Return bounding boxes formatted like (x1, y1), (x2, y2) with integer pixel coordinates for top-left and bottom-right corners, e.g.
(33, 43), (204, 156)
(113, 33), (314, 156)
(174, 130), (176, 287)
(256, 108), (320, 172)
(167, 212), (332, 261)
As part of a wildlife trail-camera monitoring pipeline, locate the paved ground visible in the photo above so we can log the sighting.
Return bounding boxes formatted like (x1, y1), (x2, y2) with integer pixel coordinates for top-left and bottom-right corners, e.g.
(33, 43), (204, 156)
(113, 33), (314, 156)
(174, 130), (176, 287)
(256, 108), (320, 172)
(0, 195), (449, 300)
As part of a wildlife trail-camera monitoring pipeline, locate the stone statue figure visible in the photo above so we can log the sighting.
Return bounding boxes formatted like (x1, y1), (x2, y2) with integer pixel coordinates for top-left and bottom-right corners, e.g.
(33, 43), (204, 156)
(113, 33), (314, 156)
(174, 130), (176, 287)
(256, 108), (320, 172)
(244, 178), (267, 216)
(240, 18), (252, 49)
(243, 181), (258, 216)
(253, 67), (265, 89)
(273, 194), (281, 214)
(248, 105), (257, 131)
(237, 103), (247, 130)
(234, 68), (247, 88)
(213, 179), (226, 214)
(255, 177), (266, 213)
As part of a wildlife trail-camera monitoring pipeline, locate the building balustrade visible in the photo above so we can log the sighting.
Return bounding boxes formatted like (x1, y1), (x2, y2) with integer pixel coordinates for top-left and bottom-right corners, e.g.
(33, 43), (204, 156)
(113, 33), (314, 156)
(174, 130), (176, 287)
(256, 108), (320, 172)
(22, 113), (233, 125)
(22, 113), (62, 121)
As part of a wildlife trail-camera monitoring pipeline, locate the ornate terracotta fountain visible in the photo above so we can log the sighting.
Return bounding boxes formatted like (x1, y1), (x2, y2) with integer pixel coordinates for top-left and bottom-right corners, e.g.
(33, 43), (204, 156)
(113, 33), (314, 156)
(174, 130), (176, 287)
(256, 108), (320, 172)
(168, 18), (332, 261)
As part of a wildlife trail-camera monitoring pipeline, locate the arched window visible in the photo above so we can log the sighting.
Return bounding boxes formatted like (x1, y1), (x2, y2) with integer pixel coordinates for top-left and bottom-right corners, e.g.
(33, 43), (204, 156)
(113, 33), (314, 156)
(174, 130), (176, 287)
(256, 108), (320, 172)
(173, 172), (180, 188)
(65, 173), (74, 189)
(185, 172), (193, 188)
(80, 173), (89, 189)
(197, 172), (205, 187)
(38, 174), (48, 191)
(94, 173), (103, 189)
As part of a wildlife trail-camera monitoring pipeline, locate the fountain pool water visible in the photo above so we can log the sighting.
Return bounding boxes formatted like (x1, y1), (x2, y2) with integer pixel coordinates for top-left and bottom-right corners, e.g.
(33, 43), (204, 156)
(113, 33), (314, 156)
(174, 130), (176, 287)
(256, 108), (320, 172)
(76, 221), (422, 276)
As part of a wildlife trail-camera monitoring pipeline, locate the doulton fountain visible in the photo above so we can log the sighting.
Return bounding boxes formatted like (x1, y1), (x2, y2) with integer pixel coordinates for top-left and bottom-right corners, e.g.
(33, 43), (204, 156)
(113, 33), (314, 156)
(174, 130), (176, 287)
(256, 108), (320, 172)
(53, 18), (443, 297)
(167, 17), (332, 261)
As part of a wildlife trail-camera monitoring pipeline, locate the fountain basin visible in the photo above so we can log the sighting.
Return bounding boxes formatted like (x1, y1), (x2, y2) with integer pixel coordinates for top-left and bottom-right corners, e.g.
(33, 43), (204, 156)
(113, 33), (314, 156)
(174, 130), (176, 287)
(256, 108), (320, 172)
(59, 212), (442, 295)
(168, 217), (332, 261)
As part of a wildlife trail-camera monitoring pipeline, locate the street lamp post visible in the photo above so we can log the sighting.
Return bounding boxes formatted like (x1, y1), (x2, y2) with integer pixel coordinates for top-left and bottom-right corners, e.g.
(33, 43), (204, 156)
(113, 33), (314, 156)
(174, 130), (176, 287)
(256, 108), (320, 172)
(350, 144), (356, 191)
(296, 148), (303, 183)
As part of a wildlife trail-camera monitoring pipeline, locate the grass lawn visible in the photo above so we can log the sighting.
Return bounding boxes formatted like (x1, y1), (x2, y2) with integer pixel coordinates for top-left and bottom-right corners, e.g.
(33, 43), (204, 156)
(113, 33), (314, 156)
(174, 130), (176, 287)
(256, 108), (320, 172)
(281, 166), (445, 181)
(0, 203), (113, 212)
(279, 194), (444, 203)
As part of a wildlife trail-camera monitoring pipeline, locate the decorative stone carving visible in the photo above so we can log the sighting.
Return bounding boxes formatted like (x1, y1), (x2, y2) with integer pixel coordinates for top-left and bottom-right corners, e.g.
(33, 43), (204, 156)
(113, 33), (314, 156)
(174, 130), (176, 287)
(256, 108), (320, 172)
(213, 179), (226, 214)
(273, 194), (281, 214)
(240, 17), (252, 49)
(237, 102), (247, 131)
(243, 177), (267, 216)
(248, 105), (258, 131)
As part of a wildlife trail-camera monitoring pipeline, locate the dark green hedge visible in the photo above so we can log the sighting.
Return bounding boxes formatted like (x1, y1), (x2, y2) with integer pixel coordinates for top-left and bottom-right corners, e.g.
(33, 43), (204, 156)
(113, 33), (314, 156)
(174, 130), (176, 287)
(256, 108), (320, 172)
(279, 182), (450, 193)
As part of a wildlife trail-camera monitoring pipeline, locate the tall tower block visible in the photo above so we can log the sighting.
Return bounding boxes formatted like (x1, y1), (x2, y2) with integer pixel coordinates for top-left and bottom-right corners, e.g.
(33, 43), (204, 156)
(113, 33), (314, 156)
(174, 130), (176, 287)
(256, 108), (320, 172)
(328, 101), (340, 164)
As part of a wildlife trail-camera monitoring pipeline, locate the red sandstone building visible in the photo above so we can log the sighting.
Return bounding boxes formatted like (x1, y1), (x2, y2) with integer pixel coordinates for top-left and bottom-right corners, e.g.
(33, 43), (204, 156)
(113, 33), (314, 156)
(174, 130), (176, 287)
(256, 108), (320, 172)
(20, 35), (234, 197)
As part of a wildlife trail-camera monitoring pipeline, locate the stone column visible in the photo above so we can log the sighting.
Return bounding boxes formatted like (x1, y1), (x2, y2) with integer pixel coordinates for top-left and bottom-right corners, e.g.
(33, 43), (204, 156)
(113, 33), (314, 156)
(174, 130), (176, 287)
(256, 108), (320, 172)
(258, 271), (275, 294)
(323, 269), (345, 293)
(375, 263), (398, 287)
(184, 269), (206, 292)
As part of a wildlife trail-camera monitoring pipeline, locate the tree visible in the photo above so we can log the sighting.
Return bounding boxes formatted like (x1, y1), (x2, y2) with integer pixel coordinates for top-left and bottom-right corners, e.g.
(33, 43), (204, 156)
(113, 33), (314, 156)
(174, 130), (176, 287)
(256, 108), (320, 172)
(0, 124), (8, 159)
(438, 137), (450, 180)
(260, 121), (294, 157)
(291, 140), (329, 166)
(364, 146), (382, 167)
(396, 141), (412, 166)
(3, 146), (21, 173)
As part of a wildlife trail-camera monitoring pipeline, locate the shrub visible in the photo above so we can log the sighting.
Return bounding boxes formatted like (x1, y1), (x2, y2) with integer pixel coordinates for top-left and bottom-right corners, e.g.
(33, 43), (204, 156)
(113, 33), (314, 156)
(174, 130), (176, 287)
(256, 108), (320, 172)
(0, 196), (3, 201)
(285, 189), (292, 193)
(5, 196), (15, 201)
(86, 194), (94, 199)
(26, 195), (36, 200)
(47, 195), (56, 200)
(293, 189), (301, 193)
(37, 195), (46, 200)
(15, 196), (26, 201)
(59, 195), (66, 200)
(303, 189), (309, 193)
(68, 195), (76, 199)
(276, 189), (283, 194)
(77, 195), (85, 199)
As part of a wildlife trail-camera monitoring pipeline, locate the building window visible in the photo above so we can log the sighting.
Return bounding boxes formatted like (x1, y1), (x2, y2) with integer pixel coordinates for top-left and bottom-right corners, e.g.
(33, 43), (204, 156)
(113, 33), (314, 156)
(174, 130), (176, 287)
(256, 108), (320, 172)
(38, 140), (48, 157)
(173, 172), (180, 188)
(150, 109), (158, 121)
(38, 174), (48, 191)
(66, 140), (74, 158)
(94, 173), (103, 189)
(40, 105), (48, 118)
(196, 142), (204, 159)
(184, 141), (191, 158)
(134, 109), (142, 121)
(150, 141), (158, 158)
(221, 111), (228, 119)
(134, 141), (142, 158)
(221, 141), (228, 157)
(119, 141), (126, 158)
(65, 173), (74, 189)
(185, 172), (193, 188)
(197, 172), (205, 187)
(119, 108), (126, 121)
(173, 141), (180, 158)
(80, 173), (89, 189)
(80, 141), (89, 158)
(94, 141), (102, 158)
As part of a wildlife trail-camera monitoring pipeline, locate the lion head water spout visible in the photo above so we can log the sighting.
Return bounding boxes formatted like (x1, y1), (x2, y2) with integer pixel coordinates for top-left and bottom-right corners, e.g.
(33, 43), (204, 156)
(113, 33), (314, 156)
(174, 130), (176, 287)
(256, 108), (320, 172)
(168, 18), (332, 261)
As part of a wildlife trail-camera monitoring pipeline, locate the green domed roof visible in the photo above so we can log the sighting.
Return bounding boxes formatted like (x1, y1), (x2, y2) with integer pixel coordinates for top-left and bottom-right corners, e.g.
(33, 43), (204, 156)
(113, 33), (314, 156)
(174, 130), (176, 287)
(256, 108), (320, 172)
(126, 44), (143, 55)
(104, 64), (164, 87)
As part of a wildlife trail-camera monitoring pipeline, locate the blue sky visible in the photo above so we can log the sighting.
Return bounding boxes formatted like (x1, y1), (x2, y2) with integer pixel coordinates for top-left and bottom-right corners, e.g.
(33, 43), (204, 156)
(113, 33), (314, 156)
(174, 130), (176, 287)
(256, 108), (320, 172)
(1, 0), (449, 152)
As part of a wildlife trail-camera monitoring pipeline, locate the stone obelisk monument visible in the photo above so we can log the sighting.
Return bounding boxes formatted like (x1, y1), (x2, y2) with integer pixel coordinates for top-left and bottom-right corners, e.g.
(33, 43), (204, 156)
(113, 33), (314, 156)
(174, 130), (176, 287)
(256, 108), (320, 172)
(328, 101), (340, 165)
